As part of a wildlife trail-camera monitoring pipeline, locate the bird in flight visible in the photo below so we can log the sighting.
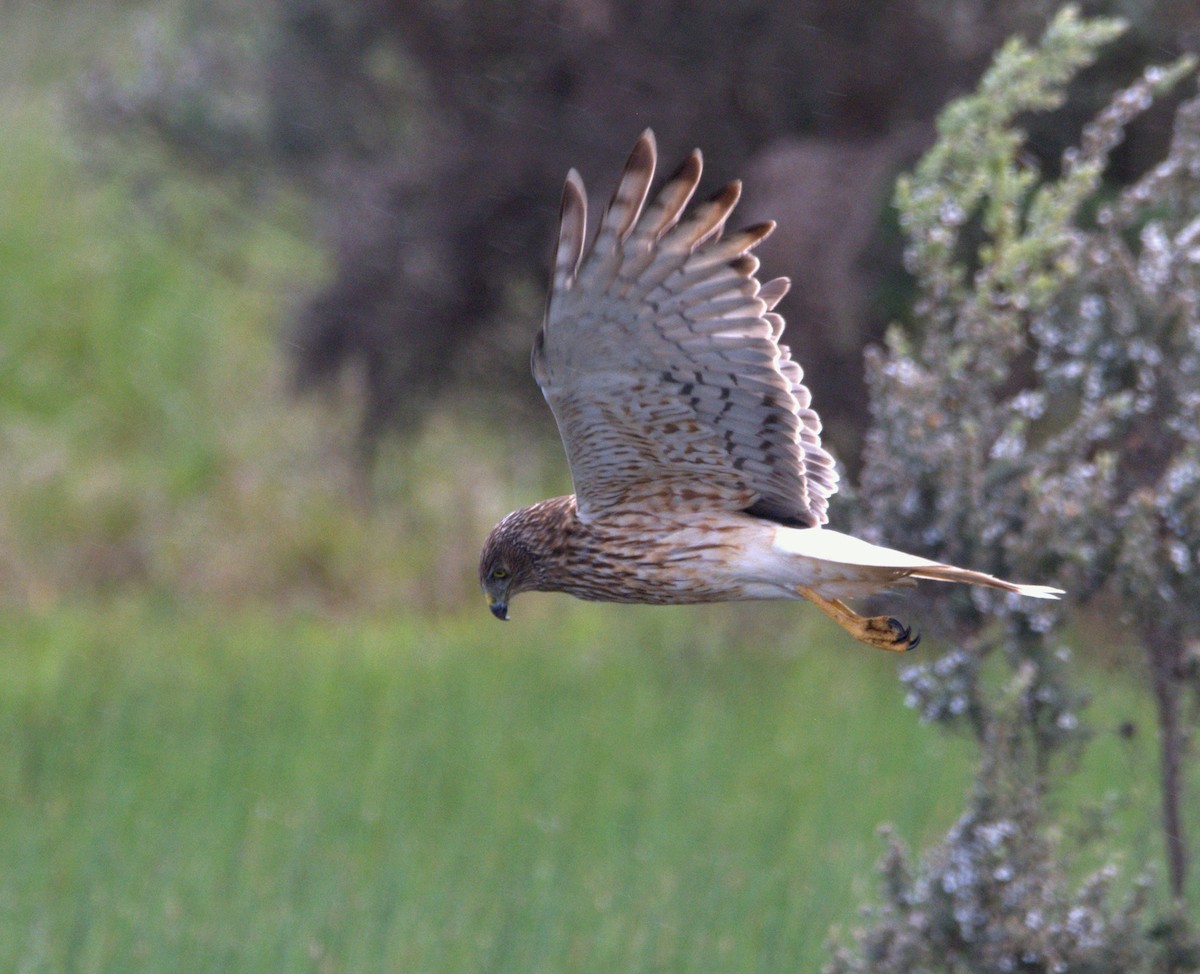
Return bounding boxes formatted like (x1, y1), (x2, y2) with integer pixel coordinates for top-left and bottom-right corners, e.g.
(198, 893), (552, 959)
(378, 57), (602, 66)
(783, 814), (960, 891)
(479, 131), (1062, 651)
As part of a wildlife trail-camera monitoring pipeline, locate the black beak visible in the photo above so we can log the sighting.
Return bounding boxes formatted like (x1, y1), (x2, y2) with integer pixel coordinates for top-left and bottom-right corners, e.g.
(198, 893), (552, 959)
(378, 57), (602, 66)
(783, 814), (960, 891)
(489, 599), (509, 621)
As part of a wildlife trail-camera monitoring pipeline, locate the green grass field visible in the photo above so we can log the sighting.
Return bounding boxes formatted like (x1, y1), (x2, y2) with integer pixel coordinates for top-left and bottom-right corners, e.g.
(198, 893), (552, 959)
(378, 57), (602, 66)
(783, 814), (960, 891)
(0, 600), (1165, 973)
(0, 3), (1183, 971)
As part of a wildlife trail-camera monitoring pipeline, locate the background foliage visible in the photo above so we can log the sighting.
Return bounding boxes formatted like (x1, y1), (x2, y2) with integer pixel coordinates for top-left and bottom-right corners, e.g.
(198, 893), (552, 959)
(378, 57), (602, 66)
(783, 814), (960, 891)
(83, 0), (1200, 458)
(838, 9), (1200, 971)
(1, 1), (1198, 971)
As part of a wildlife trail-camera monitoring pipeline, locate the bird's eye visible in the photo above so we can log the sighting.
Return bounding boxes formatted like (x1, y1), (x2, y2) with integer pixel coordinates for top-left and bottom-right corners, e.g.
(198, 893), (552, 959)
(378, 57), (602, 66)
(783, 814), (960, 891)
(492, 568), (508, 580)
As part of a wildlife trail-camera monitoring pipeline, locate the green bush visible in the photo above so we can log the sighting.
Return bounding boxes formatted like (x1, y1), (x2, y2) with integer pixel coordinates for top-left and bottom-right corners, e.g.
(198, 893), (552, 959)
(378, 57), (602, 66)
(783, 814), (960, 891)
(834, 8), (1200, 971)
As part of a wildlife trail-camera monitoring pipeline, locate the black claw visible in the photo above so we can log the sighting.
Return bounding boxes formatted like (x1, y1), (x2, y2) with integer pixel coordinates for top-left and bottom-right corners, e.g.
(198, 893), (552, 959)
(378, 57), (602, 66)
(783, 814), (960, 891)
(887, 617), (921, 651)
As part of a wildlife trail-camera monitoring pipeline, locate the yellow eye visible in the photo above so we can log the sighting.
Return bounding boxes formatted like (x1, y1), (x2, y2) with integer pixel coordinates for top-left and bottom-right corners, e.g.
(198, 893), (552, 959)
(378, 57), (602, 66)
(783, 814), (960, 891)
(492, 568), (508, 580)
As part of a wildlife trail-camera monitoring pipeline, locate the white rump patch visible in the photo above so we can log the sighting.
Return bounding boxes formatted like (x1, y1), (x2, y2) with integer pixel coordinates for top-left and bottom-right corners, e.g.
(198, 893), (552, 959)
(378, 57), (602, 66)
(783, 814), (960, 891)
(773, 527), (942, 570)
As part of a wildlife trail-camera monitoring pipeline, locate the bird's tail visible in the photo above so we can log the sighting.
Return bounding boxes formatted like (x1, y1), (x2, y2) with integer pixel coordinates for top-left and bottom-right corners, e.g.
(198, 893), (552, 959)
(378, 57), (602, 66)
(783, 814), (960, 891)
(774, 527), (1064, 600)
(908, 563), (1063, 600)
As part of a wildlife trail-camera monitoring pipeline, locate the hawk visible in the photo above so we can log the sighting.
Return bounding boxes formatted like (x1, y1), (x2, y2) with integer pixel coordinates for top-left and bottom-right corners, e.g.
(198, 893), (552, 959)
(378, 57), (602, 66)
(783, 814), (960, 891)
(479, 131), (1062, 651)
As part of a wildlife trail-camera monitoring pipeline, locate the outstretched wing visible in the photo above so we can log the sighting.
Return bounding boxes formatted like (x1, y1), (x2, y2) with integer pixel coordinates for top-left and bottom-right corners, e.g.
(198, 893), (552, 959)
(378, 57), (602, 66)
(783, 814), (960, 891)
(532, 129), (838, 526)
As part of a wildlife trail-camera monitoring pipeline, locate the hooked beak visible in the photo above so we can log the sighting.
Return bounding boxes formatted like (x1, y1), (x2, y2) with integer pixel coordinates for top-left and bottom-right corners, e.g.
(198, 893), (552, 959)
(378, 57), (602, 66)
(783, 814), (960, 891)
(488, 597), (509, 621)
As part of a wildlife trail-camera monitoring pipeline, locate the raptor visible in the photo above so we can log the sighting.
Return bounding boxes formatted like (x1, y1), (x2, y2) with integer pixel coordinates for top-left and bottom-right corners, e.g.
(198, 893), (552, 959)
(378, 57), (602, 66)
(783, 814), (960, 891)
(479, 131), (1061, 651)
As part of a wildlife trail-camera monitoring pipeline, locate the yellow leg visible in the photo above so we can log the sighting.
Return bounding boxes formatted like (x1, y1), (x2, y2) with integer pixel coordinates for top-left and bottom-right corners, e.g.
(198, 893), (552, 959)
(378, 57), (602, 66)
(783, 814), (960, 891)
(796, 586), (920, 653)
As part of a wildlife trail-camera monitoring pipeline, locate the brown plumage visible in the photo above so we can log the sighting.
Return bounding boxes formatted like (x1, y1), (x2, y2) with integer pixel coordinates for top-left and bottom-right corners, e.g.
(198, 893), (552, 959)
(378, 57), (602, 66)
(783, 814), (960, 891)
(479, 131), (1062, 650)
(481, 495), (754, 608)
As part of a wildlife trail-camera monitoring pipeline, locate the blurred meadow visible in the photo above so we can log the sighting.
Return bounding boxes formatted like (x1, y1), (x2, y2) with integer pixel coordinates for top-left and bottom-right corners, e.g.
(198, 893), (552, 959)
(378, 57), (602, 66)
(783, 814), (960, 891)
(0, 2), (1189, 972)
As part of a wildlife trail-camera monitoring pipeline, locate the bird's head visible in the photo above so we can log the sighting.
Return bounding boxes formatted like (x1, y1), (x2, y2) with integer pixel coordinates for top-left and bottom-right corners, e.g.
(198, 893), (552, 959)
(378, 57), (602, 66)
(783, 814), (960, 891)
(478, 508), (546, 621)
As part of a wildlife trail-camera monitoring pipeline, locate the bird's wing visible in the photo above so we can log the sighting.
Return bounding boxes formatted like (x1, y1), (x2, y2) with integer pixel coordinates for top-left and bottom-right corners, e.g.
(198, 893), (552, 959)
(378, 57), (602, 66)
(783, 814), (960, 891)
(532, 129), (838, 525)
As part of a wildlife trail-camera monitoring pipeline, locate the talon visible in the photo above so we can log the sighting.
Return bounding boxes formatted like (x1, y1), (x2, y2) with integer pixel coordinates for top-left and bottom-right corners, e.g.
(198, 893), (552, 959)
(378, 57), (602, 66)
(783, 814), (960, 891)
(796, 585), (923, 654)
(887, 617), (921, 651)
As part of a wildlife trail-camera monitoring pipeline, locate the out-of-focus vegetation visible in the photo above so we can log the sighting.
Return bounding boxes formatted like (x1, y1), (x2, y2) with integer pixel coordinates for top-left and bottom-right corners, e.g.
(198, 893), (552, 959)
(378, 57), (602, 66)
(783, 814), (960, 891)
(2, 2), (1198, 972)
(0, 1), (558, 612)
(82, 0), (1200, 461)
(2, 599), (1169, 973)
(835, 9), (1200, 971)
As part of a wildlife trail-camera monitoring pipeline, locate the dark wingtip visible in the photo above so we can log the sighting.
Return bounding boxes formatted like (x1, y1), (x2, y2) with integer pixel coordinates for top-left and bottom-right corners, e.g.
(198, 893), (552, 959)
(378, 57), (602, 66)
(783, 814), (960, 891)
(666, 148), (703, 187)
(631, 128), (657, 165)
(711, 180), (742, 210)
(743, 220), (776, 245)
